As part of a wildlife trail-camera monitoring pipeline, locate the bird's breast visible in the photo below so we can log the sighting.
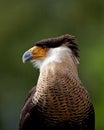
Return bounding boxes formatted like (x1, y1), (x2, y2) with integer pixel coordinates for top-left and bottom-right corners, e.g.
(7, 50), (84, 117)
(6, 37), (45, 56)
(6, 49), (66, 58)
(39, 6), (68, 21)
(33, 65), (92, 124)
(32, 69), (93, 126)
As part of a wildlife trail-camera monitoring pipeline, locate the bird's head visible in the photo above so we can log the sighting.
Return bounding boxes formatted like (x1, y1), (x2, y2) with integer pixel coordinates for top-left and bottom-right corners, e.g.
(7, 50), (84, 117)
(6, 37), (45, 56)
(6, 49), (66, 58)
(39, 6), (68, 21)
(22, 34), (79, 68)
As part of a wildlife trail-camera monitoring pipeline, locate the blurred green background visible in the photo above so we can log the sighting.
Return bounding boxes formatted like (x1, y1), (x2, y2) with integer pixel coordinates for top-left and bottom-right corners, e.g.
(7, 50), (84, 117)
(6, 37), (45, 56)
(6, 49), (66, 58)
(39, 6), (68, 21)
(0, 0), (104, 130)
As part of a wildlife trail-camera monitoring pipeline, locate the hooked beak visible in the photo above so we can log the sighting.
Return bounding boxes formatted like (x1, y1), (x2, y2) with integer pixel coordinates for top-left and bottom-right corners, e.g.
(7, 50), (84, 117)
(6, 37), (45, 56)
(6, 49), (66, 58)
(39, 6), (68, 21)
(22, 51), (33, 63)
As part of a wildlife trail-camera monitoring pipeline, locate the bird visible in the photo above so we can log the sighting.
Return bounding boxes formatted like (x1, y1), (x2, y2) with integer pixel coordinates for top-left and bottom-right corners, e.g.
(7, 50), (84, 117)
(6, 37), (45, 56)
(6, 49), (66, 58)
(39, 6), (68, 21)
(19, 34), (95, 130)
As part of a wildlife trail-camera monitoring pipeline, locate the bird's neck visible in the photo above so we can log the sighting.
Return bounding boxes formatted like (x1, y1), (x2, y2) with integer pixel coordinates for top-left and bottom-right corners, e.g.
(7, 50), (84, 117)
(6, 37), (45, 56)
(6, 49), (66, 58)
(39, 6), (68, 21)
(33, 57), (80, 104)
(33, 47), (80, 105)
(39, 53), (79, 79)
(32, 46), (79, 71)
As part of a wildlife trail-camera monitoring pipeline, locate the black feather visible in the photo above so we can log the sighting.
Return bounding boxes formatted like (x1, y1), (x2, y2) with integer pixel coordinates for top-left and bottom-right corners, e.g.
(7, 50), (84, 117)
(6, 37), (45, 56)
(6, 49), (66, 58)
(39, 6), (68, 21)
(34, 34), (79, 58)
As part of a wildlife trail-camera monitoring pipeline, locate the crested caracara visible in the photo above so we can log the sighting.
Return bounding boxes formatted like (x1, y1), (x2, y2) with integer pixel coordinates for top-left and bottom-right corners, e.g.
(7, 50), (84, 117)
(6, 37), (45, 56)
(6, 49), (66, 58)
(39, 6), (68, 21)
(19, 34), (95, 130)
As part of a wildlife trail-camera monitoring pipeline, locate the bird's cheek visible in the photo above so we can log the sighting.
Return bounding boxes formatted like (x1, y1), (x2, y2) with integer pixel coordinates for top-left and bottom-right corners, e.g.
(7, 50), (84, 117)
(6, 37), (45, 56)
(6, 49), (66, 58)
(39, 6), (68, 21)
(32, 49), (48, 60)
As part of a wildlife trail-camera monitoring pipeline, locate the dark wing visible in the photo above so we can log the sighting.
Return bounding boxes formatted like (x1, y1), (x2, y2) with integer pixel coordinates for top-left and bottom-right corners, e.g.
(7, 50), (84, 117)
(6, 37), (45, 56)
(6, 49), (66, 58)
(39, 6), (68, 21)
(19, 86), (42, 130)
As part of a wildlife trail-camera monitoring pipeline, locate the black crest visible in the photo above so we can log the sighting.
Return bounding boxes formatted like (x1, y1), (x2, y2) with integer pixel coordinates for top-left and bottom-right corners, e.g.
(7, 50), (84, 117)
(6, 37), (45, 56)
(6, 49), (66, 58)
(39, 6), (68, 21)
(35, 34), (79, 58)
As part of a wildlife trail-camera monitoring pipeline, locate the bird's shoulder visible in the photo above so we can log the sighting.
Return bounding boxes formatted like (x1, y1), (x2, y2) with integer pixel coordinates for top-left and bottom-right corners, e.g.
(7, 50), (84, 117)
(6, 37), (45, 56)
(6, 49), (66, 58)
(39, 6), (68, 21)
(19, 86), (40, 130)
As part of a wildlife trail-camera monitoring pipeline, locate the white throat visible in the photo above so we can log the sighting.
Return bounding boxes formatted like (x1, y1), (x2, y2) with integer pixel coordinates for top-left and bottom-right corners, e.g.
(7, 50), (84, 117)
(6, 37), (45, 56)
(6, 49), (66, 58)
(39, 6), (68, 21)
(31, 46), (78, 70)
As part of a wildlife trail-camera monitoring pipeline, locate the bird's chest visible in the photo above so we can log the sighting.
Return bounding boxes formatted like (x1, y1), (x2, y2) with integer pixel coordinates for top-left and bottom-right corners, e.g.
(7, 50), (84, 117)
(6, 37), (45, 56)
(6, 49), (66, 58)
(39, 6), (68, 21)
(32, 70), (91, 126)
(33, 83), (91, 127)
(33, 80), (71, 122)
(33, 90), (70, 126)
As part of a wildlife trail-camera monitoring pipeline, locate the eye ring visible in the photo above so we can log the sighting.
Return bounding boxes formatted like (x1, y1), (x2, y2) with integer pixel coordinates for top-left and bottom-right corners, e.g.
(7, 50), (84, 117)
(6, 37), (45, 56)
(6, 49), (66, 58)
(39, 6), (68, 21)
(41, 45), (47, 49)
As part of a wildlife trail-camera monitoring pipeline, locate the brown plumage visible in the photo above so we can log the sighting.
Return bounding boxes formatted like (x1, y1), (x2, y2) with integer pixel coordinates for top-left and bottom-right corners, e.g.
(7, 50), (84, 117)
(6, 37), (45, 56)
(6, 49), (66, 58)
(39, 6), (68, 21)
(20, 34), (95, 130)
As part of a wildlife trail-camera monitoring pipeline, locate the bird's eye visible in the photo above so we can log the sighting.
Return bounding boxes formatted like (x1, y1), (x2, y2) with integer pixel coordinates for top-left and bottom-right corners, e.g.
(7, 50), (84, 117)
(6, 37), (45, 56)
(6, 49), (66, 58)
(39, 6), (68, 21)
(41, 45), (47, 49)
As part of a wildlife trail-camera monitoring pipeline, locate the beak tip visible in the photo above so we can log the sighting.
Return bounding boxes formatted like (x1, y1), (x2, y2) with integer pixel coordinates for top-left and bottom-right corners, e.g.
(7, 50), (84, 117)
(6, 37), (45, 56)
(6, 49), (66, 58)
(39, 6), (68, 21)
(22, 59), (26, 63)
